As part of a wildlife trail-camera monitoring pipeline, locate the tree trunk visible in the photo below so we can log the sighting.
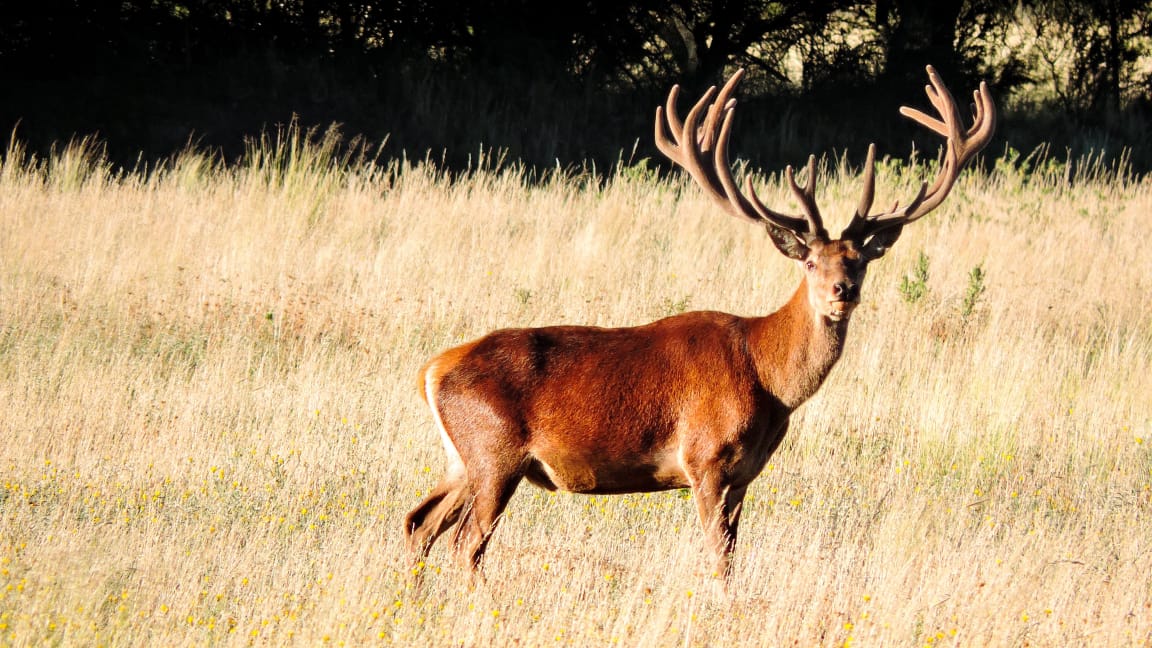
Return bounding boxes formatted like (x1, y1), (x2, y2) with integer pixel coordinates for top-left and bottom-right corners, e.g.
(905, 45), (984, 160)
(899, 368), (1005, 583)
(878, 0), (965, 87)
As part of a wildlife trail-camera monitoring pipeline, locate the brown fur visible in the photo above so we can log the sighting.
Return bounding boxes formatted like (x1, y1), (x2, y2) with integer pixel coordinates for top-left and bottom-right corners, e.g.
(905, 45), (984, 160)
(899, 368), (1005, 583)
(404, 241), (876, 579)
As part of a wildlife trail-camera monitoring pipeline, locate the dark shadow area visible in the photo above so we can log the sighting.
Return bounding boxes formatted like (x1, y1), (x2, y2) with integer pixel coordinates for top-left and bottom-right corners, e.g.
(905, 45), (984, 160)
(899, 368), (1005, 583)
(2, 2), (1149, 176)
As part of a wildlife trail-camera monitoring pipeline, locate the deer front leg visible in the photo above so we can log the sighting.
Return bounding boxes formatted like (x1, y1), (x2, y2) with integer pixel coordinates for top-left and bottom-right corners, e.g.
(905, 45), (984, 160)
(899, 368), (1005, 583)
(691, 476), (747, 582)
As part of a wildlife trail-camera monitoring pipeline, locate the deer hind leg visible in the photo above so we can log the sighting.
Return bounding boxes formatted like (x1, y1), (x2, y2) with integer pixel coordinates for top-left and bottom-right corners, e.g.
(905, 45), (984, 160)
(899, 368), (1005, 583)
(421, 353), (528, 575)
(406, 359), (473, 560)
(452, 465), (523, 574)
(445, 416), (527, 575)
(404, 473), (469, 560)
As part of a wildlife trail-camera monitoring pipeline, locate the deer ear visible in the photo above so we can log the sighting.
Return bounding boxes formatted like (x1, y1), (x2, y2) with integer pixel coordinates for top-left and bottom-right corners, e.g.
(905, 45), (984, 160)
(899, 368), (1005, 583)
(765, 223), (810, 260)
(860, 225), (904, 260)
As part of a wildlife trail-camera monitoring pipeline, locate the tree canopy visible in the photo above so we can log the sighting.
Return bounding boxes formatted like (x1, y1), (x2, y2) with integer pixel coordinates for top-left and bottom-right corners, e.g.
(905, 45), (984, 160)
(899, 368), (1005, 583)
(2, 1), (1150, 171)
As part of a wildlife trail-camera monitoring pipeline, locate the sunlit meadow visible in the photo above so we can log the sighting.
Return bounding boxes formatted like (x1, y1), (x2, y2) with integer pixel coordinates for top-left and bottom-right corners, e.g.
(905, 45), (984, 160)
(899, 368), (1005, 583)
(1, 128), (1150, 646)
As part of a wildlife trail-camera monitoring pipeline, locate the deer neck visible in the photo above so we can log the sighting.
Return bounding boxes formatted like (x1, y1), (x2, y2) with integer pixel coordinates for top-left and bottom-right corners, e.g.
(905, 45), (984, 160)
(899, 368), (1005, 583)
(748, 277), (851, 410)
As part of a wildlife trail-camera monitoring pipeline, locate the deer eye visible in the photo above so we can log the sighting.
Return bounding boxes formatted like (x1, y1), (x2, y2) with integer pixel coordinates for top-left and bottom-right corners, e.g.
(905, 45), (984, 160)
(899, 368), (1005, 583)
(805, 260), (816, 271)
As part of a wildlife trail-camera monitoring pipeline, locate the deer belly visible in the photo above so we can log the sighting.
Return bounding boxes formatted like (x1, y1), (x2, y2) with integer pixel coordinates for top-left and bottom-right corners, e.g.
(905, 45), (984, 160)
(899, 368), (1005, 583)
(524, 447), (688, 494)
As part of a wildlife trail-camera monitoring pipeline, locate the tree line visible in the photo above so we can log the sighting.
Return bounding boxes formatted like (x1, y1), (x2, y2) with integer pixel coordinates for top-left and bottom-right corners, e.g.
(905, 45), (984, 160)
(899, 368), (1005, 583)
(2, 1), (1150, 171)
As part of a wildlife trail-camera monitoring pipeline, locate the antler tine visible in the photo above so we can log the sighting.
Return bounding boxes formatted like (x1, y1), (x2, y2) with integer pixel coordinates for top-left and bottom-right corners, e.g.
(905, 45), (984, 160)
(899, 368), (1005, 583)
(968, 87), (987, 138)
(714, 108), (811, 235)
(655, 68), (821, 239)
(741, 175), (810, 235)
(656, 84), (750, 224)
(698, 71), (743, 154)
(653, 84), (713, 161)
(662, 85), (685, 142)
(970, 81), (997, 144)
(783, 156), (828, 240)
(841, 65), (996, 241)
(679, 86), (722, 185)
(855, 143), (877, 219)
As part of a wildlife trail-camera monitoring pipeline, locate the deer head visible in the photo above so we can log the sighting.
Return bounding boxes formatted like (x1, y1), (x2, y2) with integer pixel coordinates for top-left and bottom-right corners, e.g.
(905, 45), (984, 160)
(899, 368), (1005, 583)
(654, 65), (997, 322)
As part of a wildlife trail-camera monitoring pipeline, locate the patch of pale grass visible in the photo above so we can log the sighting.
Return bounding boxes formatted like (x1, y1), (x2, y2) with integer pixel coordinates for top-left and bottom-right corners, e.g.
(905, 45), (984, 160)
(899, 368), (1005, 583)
(0, 130), (1150, 645)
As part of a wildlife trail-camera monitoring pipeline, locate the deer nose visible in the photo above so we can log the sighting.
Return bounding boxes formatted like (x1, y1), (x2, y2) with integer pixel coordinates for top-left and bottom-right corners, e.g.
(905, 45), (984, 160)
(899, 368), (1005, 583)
(833, 282), (859, 302)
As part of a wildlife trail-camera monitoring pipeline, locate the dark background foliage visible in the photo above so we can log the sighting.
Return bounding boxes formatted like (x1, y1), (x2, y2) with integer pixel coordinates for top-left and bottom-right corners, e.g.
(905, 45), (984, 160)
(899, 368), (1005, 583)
(2, 1), (1150, 173)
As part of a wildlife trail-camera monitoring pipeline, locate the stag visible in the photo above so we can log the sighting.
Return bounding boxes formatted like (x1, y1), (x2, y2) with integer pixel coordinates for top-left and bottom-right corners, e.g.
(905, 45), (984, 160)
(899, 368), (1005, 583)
(404, 65), (995, 581)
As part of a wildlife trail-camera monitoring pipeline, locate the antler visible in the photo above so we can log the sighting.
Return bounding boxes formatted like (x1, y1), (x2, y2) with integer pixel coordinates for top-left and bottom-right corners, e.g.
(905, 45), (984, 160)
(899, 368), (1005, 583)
(654, 69), (828, 244)
(841, 65), (997, 242)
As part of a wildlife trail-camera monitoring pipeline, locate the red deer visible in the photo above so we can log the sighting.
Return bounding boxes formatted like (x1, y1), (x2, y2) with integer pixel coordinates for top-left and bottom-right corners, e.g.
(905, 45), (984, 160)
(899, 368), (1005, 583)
(404, 65), (995, 581)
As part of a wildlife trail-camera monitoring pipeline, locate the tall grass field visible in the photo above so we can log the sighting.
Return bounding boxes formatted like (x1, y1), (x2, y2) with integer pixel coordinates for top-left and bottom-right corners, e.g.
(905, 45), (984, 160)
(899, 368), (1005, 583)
(1, 129), (1150, 646)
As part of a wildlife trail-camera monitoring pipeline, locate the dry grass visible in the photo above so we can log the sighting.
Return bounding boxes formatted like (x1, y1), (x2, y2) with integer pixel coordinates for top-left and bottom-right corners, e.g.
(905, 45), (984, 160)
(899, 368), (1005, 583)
(1, 129), (1150, 646)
